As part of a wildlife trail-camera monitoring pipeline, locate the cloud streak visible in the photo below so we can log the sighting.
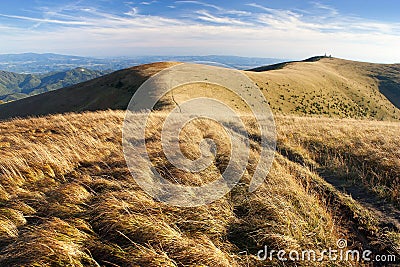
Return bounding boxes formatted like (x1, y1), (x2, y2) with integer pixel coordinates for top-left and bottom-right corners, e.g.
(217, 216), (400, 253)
(195, 10), (252, 26)
(0, 1), (399, 63)
(175, 1), (223, 11)
(0, 13), (92, 26)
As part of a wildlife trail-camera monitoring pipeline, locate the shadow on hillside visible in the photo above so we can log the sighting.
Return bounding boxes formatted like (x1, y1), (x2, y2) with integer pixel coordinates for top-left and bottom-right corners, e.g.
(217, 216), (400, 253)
(376, 75), (400, 109)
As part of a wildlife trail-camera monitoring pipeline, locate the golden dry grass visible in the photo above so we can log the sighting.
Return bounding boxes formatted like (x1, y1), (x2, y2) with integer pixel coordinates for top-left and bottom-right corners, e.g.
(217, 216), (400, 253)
(276, 116), (400, 204)
(1, 58), (399, 123)
(0, 110), (398, 266)
(247, 58), (400, 120)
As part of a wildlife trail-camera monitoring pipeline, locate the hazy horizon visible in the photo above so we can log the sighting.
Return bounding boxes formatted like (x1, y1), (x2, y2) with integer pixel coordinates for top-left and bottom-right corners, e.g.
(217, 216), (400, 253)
(2, 52), (399, 65)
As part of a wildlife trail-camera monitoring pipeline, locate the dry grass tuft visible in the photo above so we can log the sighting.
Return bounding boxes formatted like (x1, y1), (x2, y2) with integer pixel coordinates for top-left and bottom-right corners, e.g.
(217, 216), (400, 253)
(276, 115), (400, 204)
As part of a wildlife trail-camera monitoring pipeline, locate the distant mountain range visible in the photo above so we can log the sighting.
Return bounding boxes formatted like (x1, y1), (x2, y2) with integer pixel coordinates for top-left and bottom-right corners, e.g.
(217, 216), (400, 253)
(0, 53), (284, 73)
(0, 68), (110, 102)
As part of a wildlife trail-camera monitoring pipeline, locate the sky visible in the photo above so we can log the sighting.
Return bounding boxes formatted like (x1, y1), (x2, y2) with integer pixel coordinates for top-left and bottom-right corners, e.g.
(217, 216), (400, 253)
(0, 0), (399, 63)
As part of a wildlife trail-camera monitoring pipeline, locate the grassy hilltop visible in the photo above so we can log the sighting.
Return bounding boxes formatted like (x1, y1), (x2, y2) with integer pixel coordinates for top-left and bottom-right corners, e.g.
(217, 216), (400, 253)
(0, 57), (399, 121)
(248, 57), (400, 120)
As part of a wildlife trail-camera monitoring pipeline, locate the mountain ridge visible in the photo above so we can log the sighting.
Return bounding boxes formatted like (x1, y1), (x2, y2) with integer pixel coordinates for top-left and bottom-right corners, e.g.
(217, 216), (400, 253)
(247, 57), (400, 119)
(0, 57), (398, 121)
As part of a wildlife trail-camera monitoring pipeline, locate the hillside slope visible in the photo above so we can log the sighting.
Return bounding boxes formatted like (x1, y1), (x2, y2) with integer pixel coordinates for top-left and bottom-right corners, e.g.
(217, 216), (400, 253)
(0, 62), (178, 120)
(0, 110), (398, 266)
(248, 57), (400, 120)
(0, 58), (398, 121)
(0, 68), (109, 102)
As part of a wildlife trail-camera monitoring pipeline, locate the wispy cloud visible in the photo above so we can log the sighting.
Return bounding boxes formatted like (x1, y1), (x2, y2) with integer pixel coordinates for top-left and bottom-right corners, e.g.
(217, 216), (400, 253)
(124, 7), (138, 16)
(247, 2), (400, 34)
(195, 10), (251, 26)
(0, 1), (399, 63)
(0, 13), (92, 26)
(176, 1), (252, 20)
(225, 10), (251, 16)
(311, 1), (339, 17)
(140, 1), (158, 5)
(175, 1), (223, 11)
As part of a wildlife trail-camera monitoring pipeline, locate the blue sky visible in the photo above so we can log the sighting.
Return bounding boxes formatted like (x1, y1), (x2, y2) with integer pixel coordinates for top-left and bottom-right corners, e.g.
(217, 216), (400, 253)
(1, 0), (399, 62)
